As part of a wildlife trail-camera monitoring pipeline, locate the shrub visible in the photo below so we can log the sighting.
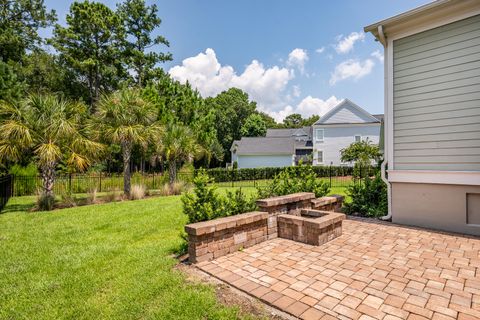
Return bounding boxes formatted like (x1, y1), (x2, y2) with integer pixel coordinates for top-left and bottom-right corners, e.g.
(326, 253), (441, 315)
(36, 192), (55, 211)
(86, 188), (97, 204)
(257, 165), (330, 199)
(171, 181), (185, 195)
(224, 189), (257, 216)
(59, 191), (77, 208)
(343, 171), (387, 217)
(182, 170), (256, 223)
(182, 170), (224, 223)
(130, 184), (146, 200)
(104, 188), (122, 202)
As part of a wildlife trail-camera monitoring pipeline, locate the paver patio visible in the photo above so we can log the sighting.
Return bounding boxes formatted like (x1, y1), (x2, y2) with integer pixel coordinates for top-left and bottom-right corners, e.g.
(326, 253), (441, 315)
(196, 217), (480, 320)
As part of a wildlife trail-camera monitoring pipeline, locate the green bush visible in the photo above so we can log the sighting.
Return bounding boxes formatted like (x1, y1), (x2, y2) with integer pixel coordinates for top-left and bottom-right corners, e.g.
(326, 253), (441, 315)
(343, 171), (387, 217)
(182, 170), (257, 223)
(257, 165), (330, 198)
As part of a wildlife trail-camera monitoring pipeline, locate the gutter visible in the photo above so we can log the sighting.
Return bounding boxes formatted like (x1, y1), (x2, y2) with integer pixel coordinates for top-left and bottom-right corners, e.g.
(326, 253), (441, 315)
(377, 24), (392, 221)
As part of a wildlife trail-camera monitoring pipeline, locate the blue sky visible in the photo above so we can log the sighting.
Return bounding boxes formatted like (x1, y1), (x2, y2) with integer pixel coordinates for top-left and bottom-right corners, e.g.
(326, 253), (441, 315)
(44, 0), (431, 122)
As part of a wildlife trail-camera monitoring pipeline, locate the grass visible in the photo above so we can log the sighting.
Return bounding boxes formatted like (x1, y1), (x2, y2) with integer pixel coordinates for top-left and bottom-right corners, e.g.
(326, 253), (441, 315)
(0, 196), (257, 320)
(0, 186), (348, 319)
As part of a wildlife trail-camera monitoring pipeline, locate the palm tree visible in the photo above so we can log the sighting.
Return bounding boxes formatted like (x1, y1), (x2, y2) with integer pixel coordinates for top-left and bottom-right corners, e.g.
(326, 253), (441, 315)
(95, 88), (161, 196)
(0, 93), (102, 203)
(160, 123), (202, 188)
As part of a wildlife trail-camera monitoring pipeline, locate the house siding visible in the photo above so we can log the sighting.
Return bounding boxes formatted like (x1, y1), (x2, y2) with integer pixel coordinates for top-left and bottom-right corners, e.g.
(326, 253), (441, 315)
(320, 103), (377, 124)
(312, 125), (380, 166)
(236, 155), (293, 169)
(392, 14), (480, 171)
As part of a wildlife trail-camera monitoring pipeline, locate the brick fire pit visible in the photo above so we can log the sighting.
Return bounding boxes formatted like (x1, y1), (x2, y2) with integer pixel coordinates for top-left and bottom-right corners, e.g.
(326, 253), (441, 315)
(277, 209), (345, 246)
(185, 192), (345, 264)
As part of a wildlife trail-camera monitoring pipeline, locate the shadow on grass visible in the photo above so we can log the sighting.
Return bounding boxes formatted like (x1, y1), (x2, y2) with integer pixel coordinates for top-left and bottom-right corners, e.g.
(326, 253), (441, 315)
(1, 203), (35, 214)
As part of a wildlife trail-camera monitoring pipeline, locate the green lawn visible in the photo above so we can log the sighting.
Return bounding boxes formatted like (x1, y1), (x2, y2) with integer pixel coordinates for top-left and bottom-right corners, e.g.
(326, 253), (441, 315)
(0, 196), (260, 320)
(0, 187), (348, 319)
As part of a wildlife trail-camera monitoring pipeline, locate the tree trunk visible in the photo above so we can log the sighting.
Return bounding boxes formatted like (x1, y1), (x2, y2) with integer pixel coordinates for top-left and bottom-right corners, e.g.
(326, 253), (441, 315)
(122, 141), (132, 196)
(41, 163), (56, 197)
(168, 159), (177, 189)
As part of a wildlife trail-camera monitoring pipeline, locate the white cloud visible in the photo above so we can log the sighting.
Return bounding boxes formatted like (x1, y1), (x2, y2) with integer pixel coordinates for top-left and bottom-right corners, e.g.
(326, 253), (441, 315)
(292, 85), (301, 98)
(329, 59), (374, 85)
(315, 47), (325, 54)
(269, 96), (342, 122)
(169, 48), (293, 109)
(287, 48), (309, 74)
(334, 31), (365, 54)
(371, 50), (384, 63)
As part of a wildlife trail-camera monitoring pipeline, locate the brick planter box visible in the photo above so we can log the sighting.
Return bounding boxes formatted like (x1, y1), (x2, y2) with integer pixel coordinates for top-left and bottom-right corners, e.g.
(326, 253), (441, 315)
(256, 192), (315, 239)
(185, 211), (268, 263)
(277, 209), (345, 245)
(311, 194), (344, 212)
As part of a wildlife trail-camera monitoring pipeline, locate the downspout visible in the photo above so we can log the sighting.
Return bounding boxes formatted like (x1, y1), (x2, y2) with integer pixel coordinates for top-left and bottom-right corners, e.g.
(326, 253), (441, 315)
(378, 24), (392, 221)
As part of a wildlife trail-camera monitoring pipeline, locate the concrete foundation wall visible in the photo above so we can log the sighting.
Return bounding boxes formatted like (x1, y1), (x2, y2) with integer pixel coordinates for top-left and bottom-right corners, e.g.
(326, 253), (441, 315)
(391, 182), (480, 236)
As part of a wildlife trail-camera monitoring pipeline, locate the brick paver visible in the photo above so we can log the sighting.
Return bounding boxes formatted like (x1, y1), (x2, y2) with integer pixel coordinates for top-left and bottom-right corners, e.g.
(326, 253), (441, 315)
(197, 217), (480, 319)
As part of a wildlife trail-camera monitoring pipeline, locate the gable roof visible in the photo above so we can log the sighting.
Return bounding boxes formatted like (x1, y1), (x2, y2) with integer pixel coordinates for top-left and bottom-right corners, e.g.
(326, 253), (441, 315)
(266, 127), (312, 139)
(231, 137), (295, 155)
(314, 99), (380, 125)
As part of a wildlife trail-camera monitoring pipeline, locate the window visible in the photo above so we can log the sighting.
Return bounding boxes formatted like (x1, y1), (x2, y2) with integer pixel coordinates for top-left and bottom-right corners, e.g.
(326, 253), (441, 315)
(317, 150), (323, 164)
(315, 129), (324, 142)
(354, 135), (361, 142)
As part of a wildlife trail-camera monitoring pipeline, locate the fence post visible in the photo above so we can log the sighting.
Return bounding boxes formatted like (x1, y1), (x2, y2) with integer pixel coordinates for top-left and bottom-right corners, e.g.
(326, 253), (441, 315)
(153, 172), (155, 190)
(329, 164), (332, 188)
(69, 173), (72, 193)
(99, 172), (102, 192)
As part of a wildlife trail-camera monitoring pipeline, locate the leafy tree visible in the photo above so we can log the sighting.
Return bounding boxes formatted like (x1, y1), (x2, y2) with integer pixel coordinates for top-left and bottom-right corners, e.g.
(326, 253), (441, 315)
(302, 114), (320, 126)
(50, 1), (124, 108)
(240, 113), (267, 137)
(340, 139), (381, 166)
(0, 93), (102, 207)
(146, 75), (222, 164)
(283, 113), (303, 128)
(206, 88), (257, 163)
(0, 61), (24, 102)
(116, 0), (172, 87)
(258, 111), (278, 128)
(20, 51), (88, 99)
(159, 123), (202, 188)
(0, 0), (56, 62)
(95, 88), (161, 195)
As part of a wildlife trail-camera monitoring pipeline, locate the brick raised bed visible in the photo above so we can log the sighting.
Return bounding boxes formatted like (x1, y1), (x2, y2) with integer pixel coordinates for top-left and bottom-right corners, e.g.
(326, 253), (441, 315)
(278, 209), (345, 245)
(186, 193), (345, 263)
(185, 211), (268, 263)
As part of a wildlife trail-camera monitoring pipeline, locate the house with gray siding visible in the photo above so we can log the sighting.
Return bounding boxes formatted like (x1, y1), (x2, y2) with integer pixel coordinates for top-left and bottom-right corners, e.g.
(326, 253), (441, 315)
(312, 99), (381, 166)
(365, 0), (480, 235)
(231, 99), (382, 168)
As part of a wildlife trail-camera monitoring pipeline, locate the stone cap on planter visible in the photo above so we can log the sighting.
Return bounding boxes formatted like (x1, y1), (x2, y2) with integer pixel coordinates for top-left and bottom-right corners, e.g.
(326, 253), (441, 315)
(256, 192), (315, 208)
(278, 210), (345, 230)
(185, 211), (269, 236)
(311, 194), (344, 207)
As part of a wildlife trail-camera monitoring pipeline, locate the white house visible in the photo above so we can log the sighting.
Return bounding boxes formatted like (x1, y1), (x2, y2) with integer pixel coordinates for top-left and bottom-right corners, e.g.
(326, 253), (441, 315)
(364, 0), (480, 235)
(231, 99), (382, 168)
(312, 99), (382, 166)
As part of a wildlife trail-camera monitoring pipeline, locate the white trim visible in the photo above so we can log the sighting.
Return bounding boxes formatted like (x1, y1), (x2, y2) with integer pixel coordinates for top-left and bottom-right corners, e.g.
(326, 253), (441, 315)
(316, 150), (324, 164)
(314, 99), (379, 125)
(315, 128), (324, 142)
(389, 8), (480, 41)
(314, 123), (380, 128)
(388, 170), (480, 186)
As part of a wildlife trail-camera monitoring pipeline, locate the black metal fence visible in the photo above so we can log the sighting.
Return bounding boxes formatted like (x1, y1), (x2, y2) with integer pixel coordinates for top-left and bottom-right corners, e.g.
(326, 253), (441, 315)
(0, 175), (13, 212)
(9, 165), (377, 197)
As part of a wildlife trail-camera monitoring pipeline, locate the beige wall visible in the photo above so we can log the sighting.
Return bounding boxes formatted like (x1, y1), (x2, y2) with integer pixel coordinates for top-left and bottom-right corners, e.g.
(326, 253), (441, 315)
(392, 182), (480, 236)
